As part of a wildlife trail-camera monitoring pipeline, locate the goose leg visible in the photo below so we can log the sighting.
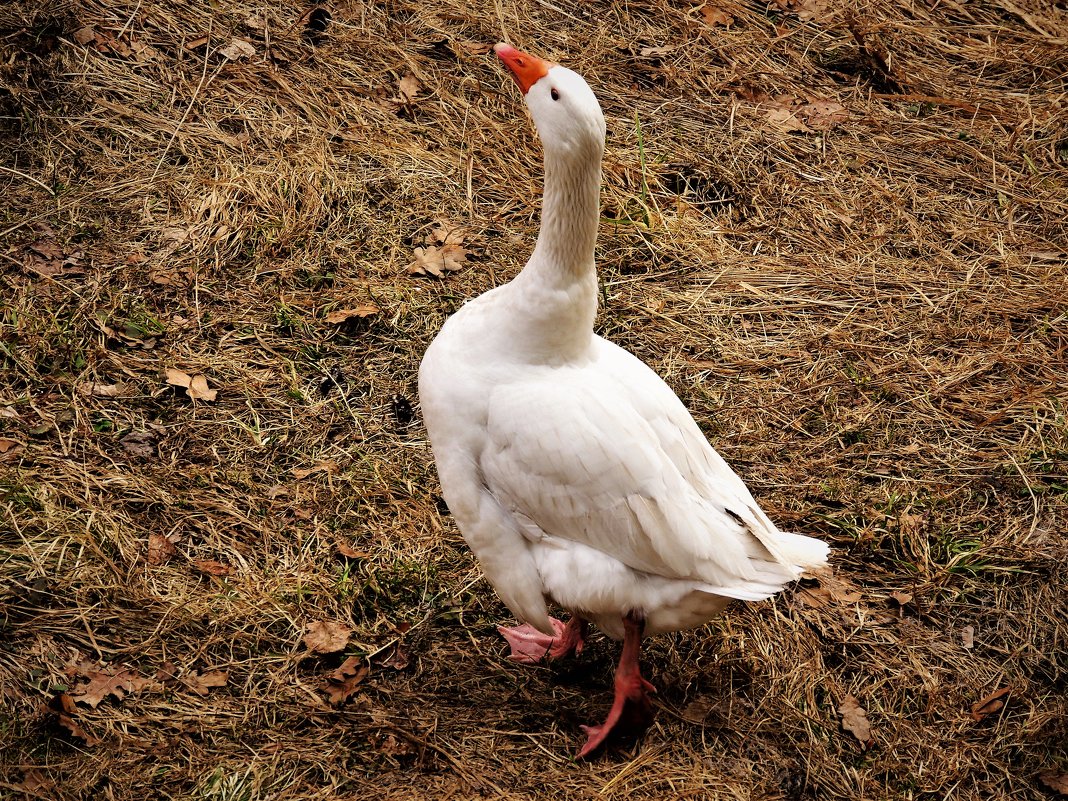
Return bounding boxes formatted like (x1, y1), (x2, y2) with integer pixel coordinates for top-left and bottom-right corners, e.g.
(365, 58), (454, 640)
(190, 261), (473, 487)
(498, 616), (588, 664)
(576, 611), (655, 759)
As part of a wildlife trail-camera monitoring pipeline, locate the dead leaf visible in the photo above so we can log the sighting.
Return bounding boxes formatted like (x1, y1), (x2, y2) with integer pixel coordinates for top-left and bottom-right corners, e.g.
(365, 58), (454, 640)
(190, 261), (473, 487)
(147, 533), (176, 566)
(220, 38), (255, 60)
(766, 105), (812, 134)
(120, 430), (157, 458)
(304, 620), (352, 654)
(639, 45), (675, 57)
(291, 461), (339, 479)
(897, 511), (925, 535)
(14, 766), (55, 795)
(321, 656), (368, 706)
(23, 236), (84, 278)
(165, 369), (217, 401)
(971, 687), (1010, 721)
(76, 381), (124, 398)
(381, 644), (410, 670)
(0, 437), (25, 459)
(397, 73), (421, 103)
(406, 244), (468, 277)
(889, 590), (913, 606)
(378, 732), (415, 757)
(701, 6), (735, 26)
(185, 35), (209, 50)
(772, 0), (830, 22)
(73, 26), (97, 45)
(456, 40), (491, 56)
(1039, 771), (1068, 796)
(71, 667), (150, 708)
(192, 559), (231, 576)
(155, 661), (179, 682)
(838, 694), (873, 748)
(962, 625), (975, 649)
(337, 541), (371, 559)
(325, 305), (380, 324)
(244, 13), (267, 30)
(801, 99), (848, 130)
(57, 711), (100, 745)
(182, 669), (229, 696)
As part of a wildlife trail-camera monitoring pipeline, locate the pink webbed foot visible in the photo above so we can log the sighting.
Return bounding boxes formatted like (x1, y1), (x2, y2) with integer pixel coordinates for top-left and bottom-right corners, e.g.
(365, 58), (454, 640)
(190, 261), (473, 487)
(576, 612), (656, 760)
(498, 616), (587, 664)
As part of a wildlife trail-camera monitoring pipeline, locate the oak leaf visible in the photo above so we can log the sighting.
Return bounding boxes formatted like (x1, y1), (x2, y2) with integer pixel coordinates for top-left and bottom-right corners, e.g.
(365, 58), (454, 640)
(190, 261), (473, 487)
(1039, 771), (1068, 796)
(970, 687), (1010, 721)
(397, 74), (421, 103)
(220, 38), (255, 60)
(406, 244), (468, 277)
(165, 368), (217, 401)
(701, 6), (734, 26)
(304, 620), (352, 654)
(183, 669), (229, 696)
(192, 559), (231, 576)
(147, 533), (176, 566)
(321, 656), (368, 706)
(889, 590), (913, 606)
(838, 694), (873, 748)
(72, 667), (150, 708)
(325, 305), (379, 324)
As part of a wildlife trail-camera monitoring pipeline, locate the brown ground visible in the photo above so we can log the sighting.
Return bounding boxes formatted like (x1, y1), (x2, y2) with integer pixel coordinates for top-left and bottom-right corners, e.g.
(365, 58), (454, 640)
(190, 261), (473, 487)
(1, 1), (1066, 799)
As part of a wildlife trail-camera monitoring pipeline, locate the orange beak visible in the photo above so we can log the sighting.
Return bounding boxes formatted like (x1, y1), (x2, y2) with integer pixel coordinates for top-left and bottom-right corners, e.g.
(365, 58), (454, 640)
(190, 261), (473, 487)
(493, 43), (551, 95)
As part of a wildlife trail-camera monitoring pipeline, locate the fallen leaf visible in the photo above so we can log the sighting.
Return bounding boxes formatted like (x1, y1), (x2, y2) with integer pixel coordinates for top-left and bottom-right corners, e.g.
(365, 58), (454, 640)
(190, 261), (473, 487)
(165, 369), (217, 401)
(291, 461), (339, 480)
(14, 766), (55, 795)
(147, 533), (176, 566)
(766, 105), (812, 134)
(406, 244), (468, 277)
(701, 6), (735, 26)
(0, 437), (25, 459)
(337, 541), (371, 559)
(304, 620), (352, 654)
(76, 381), (124, 398)
(897, 511), (925, 535)
(220, 38), (255, 60)
(73, 26), (97, 45)
(639, 45), (675, 57)
(321, 656), (368, 706)
(188, 374), (217, 401)
(155, 661), (179, 682)
(962, 625), (975, 649)
(801, 99), (848, 130)
(397, 73), (421, 103)
(192, 559), (231, 576)
(1039, 771), (1068, 796)
(889, 590), (913, 606)
(378, 732), (415, 757)
(970, 687), (1010, 721)
(381, 643), (410, 670)
(185, 35), (209, 50)
(456, 40), (491, 56)
(120, 430), (157, 458)
(325, 305), (380, 324)
(838, 694), (873, 748)
(23, 237), (84, 278)
(182, 669), (229, 696)
(71, 667), (150, 708)
(244, 13), (267, 29)
(772, 0), (829, 22)
(57, 711), (100, 745)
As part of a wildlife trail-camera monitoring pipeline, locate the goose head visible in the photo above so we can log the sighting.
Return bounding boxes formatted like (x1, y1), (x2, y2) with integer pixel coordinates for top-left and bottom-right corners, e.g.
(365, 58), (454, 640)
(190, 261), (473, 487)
(493, 43), (606, 161)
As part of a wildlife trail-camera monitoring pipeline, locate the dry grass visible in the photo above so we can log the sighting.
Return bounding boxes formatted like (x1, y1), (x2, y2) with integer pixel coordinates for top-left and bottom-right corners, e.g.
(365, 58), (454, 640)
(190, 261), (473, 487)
(1, 0), (1066, 798)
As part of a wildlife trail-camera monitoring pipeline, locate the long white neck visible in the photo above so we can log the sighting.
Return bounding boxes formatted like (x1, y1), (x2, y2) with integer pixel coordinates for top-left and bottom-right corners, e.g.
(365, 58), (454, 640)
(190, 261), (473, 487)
(522, 145), (603, 288)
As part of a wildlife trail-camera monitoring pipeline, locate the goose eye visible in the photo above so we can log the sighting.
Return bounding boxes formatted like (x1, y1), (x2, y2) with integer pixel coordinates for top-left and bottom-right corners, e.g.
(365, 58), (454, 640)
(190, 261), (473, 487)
(550, 87), (560, 101)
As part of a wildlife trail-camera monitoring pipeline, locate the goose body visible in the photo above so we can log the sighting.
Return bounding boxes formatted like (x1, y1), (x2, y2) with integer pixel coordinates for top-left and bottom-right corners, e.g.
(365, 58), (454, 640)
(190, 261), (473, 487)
(418, 44), (828, 756)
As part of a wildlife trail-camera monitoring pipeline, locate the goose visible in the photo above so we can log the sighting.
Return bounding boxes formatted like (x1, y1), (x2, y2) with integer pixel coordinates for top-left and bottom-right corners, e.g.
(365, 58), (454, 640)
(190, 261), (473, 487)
(418, 43), (829, 758)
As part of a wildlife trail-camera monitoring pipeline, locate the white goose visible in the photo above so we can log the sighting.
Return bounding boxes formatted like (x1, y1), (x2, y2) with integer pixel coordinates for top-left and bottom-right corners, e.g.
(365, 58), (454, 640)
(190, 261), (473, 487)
(419, 43), (829, 758)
